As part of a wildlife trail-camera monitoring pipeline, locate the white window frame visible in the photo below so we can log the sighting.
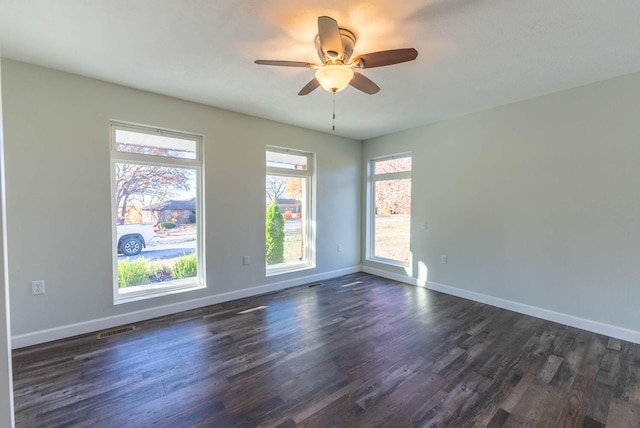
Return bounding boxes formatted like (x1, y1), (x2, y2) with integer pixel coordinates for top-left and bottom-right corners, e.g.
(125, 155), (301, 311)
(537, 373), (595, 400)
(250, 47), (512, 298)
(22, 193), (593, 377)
(366, 153), (412, 267)
(266, 146), (315, 276)
(110, 121), (205, 304)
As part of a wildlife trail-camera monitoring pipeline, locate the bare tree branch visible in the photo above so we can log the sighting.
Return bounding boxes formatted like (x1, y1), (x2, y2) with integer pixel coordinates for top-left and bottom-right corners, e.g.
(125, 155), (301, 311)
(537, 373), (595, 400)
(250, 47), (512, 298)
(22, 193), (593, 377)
(115, 162), (193, 224)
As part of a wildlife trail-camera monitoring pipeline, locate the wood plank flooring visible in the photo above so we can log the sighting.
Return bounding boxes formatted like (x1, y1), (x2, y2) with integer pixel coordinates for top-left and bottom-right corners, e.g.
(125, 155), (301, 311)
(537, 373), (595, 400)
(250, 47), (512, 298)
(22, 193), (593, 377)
(12, 273), (640, 427)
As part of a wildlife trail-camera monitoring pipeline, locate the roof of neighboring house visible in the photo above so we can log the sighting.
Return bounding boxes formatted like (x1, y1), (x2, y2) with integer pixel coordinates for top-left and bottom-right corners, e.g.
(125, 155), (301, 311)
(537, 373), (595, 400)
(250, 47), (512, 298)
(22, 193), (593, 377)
(276, 198), (301, 205)
(143, 197), (196, 211)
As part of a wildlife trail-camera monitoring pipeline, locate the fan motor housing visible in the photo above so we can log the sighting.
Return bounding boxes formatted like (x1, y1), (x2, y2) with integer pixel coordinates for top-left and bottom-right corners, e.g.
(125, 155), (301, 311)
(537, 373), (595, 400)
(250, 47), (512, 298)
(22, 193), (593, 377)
(315, 28), (356, 64)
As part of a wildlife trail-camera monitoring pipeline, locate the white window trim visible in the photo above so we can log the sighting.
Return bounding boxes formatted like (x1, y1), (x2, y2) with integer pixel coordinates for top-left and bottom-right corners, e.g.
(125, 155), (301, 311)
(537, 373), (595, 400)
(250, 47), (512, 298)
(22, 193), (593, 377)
(366, 153), (412, 267)
(266, 146), (315, 276)
(110, 121), (205, 304)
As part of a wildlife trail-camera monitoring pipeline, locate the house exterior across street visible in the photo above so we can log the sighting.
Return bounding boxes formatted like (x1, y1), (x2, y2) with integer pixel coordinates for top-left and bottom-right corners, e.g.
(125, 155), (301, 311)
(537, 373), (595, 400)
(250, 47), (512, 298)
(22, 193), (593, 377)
(142, 197), (196, 225)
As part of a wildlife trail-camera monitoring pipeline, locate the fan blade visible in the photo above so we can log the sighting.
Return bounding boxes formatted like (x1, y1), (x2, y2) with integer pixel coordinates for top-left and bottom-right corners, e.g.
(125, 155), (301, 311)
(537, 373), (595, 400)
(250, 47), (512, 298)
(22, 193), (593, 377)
(351, 48), (418, 68)
(255, 60), (315, 68)
(349, 72), (380, 95)
(318, 16), (343, 60)
(298, 78), (320, 96)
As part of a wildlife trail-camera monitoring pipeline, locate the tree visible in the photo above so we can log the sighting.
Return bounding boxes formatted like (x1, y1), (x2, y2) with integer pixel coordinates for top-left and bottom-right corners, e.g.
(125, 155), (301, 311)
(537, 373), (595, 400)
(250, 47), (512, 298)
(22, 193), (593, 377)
(375, 157), (411, 215)
(375, 157), (411, 174)
(266, 202), (284, 264)
(285, 177), (302, 200)
(376, 179), (411, 215)
(266, 175), (288, 203)
(115, 163), (192, 224)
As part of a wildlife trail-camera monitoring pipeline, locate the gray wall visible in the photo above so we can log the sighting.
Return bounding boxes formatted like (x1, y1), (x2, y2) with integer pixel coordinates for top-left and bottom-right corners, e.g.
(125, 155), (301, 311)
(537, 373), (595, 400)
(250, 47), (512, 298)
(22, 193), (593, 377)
(363, 71), (640, 334)
(0, 52), (16, 428)
(1, 59), (361, 343)
(4, 56), (640, 350)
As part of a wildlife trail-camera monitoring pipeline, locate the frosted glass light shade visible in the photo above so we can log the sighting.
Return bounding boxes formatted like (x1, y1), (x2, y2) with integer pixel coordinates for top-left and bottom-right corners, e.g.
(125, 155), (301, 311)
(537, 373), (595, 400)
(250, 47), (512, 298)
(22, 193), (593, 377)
(315, 65), (354, 92)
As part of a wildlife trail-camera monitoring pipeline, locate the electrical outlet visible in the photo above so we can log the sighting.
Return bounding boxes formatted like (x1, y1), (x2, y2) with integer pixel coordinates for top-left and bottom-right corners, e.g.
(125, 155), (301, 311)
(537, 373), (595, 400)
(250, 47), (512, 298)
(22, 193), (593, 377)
(337, 242), (342, 252)
(421, 221), (427, 230)
(32, 280), (45, 295)
(441, 255), (447, 264)
(242, 256), (250, 265)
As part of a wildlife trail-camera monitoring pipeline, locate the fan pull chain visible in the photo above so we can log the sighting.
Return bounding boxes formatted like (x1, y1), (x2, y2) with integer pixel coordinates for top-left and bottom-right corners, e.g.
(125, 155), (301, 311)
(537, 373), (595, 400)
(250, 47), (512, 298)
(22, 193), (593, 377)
(332, 89), (336, 131)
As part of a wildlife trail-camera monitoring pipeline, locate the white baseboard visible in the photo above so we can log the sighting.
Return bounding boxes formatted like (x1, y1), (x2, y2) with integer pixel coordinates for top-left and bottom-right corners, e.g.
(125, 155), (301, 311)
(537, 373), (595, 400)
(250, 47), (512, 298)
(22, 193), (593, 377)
(14, 265), (640, 348)
(11, 266), (360, 349)
(426, 280), (640, 344)
(361, 266), (640, 345)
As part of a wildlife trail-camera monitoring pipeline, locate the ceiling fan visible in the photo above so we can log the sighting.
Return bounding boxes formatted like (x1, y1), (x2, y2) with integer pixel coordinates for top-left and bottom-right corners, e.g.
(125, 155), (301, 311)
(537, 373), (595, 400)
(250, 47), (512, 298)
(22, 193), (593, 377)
(255, 16), (418, 96)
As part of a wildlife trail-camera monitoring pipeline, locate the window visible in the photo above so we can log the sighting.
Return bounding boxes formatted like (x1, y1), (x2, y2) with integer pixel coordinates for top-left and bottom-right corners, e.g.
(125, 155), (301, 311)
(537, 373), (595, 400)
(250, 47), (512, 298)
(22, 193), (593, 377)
(368, 154), (412, 265)
(111, 122), (204, 303)
(266, 147), (315, 275)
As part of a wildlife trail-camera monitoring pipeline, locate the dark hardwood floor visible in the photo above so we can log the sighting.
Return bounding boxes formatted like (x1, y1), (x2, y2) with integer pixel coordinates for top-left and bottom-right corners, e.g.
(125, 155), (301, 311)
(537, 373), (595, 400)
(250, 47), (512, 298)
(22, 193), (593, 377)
(12, 273), (640, 427)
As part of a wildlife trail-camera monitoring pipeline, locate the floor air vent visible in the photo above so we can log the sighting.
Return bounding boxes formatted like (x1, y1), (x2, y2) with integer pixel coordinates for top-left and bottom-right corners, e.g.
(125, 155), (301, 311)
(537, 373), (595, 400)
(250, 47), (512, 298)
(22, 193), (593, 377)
(97, 325), (135, 339)
(308, 282), (322, 288)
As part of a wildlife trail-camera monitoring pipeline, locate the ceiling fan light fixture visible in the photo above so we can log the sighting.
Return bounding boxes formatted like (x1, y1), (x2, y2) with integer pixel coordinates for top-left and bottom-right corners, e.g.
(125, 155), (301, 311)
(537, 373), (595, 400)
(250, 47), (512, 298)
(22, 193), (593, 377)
(255, 16), (418, 98)
(315, 65), (354, 92)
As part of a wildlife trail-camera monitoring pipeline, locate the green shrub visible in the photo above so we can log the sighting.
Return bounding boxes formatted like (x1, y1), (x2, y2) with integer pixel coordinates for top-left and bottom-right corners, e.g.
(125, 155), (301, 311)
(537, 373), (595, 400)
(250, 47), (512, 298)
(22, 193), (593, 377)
(159, 221), (176, 229)
(173, 253), (197, 279)
(265, 202), (284, 265)
(118, 258), (151, 288)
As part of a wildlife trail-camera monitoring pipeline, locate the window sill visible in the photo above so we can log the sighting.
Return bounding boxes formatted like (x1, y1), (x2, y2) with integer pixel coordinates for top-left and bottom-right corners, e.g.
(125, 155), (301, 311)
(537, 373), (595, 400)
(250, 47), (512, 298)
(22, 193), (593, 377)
(114, 280), (205, 305)
(266, 261), (314, 277)
(366, 257), (410, 268)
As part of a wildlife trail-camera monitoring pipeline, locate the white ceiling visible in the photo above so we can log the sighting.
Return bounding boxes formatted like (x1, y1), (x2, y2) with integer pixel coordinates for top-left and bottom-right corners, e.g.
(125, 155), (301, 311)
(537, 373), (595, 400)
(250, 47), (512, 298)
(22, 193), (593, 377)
(1, 0), (640, 140)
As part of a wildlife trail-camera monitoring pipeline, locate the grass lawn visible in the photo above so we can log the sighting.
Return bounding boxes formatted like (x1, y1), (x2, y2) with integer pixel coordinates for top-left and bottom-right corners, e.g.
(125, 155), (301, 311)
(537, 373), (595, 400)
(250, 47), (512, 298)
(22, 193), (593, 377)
(374, 214), (410, 262)
(283, 220), (303, 262)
